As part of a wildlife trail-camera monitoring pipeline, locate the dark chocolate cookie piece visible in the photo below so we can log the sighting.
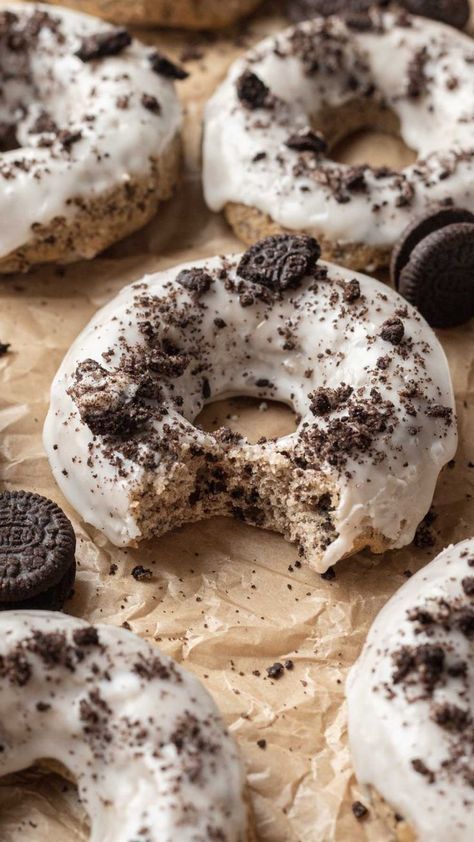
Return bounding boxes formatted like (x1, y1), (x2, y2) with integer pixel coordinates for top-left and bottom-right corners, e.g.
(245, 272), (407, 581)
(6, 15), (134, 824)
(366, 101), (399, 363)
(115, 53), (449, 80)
(176, 268), (213, 295)
(398, 222), (474, 328)
(401, 0), (470, 30)
(149, 51), (189, 80)
(237, 234), (321, 291)
(285, 128), (327, 155)
(236, 70), (272, 110)
(390, 207), (474, 290)
(0, 491), (76, 603)
(75, 28), (132, 62)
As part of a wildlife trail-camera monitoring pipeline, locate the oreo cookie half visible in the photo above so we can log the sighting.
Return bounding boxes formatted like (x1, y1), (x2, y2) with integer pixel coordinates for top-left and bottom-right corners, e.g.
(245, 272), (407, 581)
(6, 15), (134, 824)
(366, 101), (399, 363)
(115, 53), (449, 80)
(390, 206), (474, 290)
(401, 0), (470, 30)
(398, 222), (474, 328)
(237, 234), (321, 292)
(0, 490), (76, 610)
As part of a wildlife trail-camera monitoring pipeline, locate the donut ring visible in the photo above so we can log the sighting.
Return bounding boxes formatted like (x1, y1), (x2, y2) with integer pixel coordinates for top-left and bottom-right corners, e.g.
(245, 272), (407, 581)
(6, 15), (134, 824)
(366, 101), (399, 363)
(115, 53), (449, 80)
(44, 236), (457, 573)
(0, 610), (250, 841)
(0, 4), (182, 272)
(42, 0), (263, 29)
(203, 10), (474, 270)
(347, 538), (474, 842)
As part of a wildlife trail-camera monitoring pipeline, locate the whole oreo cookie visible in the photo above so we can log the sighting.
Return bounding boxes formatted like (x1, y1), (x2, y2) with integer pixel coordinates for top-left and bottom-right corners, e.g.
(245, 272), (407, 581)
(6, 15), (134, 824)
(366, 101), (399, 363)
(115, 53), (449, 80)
(0, 491), (76, 610)
(398, 222), (474, 328)
(390, 206), (474, 290)
(401, 0), (470, 30)
(237, 234), (321, 291)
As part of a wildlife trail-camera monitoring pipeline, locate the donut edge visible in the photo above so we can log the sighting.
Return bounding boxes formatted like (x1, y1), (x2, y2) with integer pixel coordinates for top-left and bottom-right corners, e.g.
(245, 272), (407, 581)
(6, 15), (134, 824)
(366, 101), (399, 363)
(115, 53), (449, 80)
(0, 133), (182, 273)
(224, 201), (391, 272)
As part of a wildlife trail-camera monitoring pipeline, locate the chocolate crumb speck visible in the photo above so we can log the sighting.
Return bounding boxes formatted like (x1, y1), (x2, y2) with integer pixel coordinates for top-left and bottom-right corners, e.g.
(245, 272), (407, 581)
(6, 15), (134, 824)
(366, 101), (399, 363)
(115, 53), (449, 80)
(131, 566), (153, 582)
(352, 801), (369, 820)
(266, 662), (284, 679)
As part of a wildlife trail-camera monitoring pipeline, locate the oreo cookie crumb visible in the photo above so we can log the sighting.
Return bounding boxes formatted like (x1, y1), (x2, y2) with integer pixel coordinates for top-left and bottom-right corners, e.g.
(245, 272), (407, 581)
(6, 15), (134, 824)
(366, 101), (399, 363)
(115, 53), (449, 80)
(76, 28), (132, 62)
(149, 50), (189, 80)
(236, 70), (272, 109)
(266, 662), (284, 679)
(177, 268), (213, 295)
(380, 318), (405, 345)
(286, 128), (327, 155)
(131, 566), (153, 582)
(352, 801), (369, 820)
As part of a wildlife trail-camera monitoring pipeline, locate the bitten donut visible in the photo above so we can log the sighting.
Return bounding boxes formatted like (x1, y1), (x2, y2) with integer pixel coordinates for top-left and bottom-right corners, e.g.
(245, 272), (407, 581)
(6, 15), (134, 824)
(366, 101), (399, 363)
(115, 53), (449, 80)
(44, 235), (457, 572)
(0, 3), (183, 272)
(0, 610), (250, 841)
(203, 9), (474, 270)
(346, 538), (474, 842)
(43, 0), (263, 29)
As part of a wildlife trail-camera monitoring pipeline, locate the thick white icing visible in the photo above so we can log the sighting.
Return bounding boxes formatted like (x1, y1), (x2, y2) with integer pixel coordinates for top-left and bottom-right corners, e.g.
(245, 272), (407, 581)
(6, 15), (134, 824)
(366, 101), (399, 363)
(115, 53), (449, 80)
(0, 2), (182, 258)
(203, 11), (474, 250)
(346, 538), (474, 842)
(0, 610), (248, 841)
(43, 251), (457, 570)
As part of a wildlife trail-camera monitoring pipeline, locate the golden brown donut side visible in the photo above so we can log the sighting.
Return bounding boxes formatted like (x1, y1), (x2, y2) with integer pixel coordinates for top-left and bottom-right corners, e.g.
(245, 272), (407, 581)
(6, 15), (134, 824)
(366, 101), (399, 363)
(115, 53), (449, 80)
(224, 201), (391, 272)
(0, 134), (181, 273)
(43, 0), (263, 28)
(369, 787), (417, 842)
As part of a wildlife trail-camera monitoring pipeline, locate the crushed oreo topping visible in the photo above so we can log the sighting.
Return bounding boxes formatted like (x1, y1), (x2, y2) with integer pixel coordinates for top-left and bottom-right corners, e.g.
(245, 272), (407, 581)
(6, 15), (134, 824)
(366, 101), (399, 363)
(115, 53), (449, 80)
(68, 359), (154, 439)
(380, 318), (405, 345)
(176, 268), (213, 296)
(75, 28), (132, 62)
(285, 128), (327, 155)
(149, 50), (189, 80)
(236, 70), (272, 109)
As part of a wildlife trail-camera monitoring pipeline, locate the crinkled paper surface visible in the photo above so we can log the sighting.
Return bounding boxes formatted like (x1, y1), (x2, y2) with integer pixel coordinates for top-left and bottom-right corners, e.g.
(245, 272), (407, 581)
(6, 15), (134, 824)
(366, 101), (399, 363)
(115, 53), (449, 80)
(0, 2), (473, 839)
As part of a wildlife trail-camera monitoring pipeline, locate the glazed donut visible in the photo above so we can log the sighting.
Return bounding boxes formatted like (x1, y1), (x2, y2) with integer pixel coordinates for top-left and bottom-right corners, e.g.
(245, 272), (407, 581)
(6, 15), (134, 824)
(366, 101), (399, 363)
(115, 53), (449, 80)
(346, 538), (474, 842)
(42, 0), (263, 29)
(44, 235), (457, 572)
(203, 9), (474, 270)
(0, 3), (182, 272)
(0, 610), (250, 841)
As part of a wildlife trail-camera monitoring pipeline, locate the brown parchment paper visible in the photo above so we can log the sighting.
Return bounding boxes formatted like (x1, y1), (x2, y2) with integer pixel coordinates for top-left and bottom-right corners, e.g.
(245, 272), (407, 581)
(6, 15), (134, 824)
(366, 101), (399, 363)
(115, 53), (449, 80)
(0, 2), (473, 840)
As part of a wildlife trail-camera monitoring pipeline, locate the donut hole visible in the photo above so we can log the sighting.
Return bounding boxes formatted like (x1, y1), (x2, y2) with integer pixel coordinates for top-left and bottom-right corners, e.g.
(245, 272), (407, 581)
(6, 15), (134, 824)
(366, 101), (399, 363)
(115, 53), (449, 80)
(196, 396), (299, 444)
(0, 763), (87, 838)
(313, 99), (417, 170)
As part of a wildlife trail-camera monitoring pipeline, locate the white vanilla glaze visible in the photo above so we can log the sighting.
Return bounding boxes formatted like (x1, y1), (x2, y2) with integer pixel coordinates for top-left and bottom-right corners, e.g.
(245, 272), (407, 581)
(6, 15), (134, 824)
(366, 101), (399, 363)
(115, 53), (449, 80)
(347, 538), (474, 842)
(44, 249), (457, 570)
(0, 610), (248, 841)
(203, 11), (474, 250)
(0, 2), (182, 258)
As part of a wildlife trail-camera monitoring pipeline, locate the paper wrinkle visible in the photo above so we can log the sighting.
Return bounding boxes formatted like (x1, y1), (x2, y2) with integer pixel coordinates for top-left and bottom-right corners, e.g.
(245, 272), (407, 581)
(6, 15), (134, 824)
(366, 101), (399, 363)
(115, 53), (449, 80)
(0, 4), (472, 840)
